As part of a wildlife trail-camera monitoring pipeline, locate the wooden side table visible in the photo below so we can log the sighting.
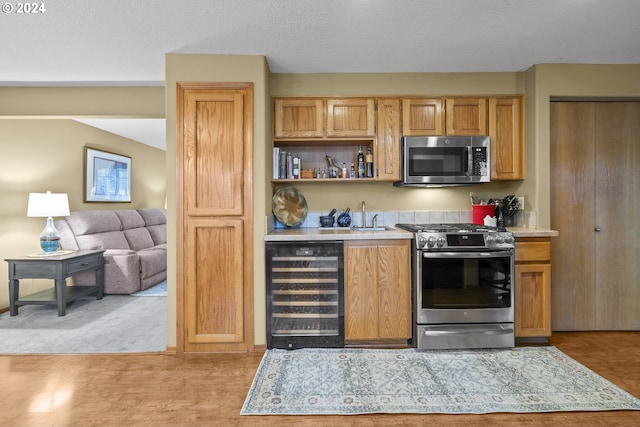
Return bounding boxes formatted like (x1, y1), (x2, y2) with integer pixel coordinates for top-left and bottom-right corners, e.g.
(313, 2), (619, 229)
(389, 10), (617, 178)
(5, 249), (106, 316)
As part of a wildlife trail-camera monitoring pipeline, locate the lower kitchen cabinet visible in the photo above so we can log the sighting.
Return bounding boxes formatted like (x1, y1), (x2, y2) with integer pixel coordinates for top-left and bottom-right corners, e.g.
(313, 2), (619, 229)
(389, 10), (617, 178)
(344, 239), (411, 344)
(514, 237), (552, 339)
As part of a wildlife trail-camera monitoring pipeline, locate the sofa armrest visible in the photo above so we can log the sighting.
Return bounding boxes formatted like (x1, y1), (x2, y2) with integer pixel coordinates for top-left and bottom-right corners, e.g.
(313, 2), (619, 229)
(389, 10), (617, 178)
(73, 249), (142, 294)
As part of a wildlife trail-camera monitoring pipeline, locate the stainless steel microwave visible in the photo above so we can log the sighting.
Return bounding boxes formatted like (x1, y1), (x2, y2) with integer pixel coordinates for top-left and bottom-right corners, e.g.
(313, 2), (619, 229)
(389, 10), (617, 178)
(394, 136), (490, 187)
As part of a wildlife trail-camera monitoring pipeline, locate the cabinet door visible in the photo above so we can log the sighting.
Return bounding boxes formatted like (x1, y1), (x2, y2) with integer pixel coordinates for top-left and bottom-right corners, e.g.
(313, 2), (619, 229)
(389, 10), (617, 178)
(345, 240), (411, 341)
(326, 98), (375, 137)
(515, 263), (551, 338)
(184, 90), (246, 217)
(377, 240), (411, 339)
(345, 242), (379, 340)
(445, 98), (487, 135)
(274, 98), (324, 138)
(178, 83), (253, 353)
(402, 98), (444, 136)
(376, 98), (401, 181)
(185, 219), (245, 345)
(489, 97), (524, 180)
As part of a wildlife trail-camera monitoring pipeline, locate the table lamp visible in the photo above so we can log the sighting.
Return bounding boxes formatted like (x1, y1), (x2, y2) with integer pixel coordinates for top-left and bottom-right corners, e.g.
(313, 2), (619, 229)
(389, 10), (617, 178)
(27, 191), (70, 253)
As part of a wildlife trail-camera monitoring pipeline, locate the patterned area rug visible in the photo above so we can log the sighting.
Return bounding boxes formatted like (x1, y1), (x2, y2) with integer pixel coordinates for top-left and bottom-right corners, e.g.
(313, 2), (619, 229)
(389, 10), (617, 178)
(241, 347), (640, 415)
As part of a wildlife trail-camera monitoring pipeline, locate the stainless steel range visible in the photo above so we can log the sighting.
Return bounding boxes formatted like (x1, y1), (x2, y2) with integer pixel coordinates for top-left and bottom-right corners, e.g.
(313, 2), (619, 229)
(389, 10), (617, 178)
(395, 223), (515, 351)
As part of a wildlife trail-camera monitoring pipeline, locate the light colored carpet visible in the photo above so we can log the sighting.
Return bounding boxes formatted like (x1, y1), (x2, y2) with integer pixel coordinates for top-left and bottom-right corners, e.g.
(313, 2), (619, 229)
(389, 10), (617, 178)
(241, 347), (640, 415)
(131, 280), (167, 297)
(0, 294), (166, 354)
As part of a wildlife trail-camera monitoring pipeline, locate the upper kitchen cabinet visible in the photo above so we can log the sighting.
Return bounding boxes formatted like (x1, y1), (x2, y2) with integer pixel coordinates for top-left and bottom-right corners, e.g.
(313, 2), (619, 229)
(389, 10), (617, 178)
(271, 97), (378, 183)
(376, 98), (402, 181)
(489, 97), (524, 180)
(273, 97), (375, 139)
(445, 98), (488, 135)
(401, 98), (444, 136)
(326, 98), (376, 138)
(274, 98), (324, 138)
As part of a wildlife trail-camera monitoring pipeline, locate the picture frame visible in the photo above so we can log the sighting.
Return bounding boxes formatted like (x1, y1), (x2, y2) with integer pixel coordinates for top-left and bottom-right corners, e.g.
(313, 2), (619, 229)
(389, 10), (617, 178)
(84, 147), (132, 202)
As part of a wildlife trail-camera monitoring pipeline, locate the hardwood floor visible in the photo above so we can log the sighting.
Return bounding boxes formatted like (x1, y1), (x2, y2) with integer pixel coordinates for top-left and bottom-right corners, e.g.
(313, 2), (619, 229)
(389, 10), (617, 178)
(1, 332), (639, 427)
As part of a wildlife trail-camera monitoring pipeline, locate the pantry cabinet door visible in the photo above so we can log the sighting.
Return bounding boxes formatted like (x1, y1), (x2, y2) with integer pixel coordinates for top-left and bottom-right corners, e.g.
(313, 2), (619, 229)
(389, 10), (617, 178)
(178, 82), (253, 353)
(185, 219), (245, 345)
(183, 89), (245, 217)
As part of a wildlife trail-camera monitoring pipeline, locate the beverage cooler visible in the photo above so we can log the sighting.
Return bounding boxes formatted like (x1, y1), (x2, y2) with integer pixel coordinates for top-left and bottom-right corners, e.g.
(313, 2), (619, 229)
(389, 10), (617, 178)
(266, 241), (344, 349)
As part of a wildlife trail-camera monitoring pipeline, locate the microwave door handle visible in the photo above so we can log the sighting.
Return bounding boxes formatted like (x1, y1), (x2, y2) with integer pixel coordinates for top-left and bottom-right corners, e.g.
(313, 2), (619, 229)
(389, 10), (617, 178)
(464, 149), (469, 173)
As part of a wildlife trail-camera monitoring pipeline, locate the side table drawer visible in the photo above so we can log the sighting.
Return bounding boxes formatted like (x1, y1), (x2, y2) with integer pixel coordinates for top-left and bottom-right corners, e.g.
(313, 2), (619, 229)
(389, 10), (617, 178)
(67, 256), (103, 274)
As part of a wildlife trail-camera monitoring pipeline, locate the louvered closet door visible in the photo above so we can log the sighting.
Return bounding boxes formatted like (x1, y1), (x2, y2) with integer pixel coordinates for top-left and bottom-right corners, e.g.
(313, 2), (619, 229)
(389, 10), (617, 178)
(178, 83), (253, 352)
(551, 101), (640, 331)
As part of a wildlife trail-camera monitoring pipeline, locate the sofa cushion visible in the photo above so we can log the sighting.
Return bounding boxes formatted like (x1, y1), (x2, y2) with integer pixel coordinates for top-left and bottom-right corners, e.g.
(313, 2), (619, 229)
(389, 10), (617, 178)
(138, 246), (167, 280)
(66, 210), (122, 235)
(146, 224), (166, 246)
(115, 210), (145, 230)
(75, 231), (130, 250)
(123, 227), (155, 251)
(138, 208), (166, 226)
(55, 219), (80, 251)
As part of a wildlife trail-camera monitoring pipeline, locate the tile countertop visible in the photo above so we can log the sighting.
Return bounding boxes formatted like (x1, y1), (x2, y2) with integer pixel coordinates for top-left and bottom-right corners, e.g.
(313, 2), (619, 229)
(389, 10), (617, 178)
(265, 226), (558, 241)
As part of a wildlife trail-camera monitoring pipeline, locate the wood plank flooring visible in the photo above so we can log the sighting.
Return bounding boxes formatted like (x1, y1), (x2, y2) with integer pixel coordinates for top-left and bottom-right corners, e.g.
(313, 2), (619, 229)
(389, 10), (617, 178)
(1, 332), (639, 427)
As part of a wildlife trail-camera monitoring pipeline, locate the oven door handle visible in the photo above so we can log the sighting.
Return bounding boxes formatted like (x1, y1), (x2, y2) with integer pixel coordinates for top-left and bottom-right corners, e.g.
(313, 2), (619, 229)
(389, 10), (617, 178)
(423, 327), (514, 336)
(421, 251), (513, 259)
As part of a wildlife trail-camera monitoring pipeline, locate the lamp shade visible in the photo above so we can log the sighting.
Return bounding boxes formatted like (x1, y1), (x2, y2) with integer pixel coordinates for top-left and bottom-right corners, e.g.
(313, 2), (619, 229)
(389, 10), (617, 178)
(27, 191), (70, 218)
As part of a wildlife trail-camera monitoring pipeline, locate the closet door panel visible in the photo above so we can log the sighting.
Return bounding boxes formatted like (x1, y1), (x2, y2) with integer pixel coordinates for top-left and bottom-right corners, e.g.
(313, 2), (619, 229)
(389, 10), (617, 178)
(550, 102), (597, 331)
(594, 102), (640, 330)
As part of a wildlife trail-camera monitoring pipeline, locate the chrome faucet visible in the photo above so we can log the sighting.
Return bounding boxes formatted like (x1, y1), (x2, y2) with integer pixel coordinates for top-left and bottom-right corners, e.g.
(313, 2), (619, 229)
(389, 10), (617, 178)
(370, 214), (379, 229)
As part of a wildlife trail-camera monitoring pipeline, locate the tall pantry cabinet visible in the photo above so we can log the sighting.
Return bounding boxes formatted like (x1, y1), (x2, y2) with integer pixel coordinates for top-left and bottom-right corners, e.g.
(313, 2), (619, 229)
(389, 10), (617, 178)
(177, 83), (253, 352)
(550, 101), (640, 331)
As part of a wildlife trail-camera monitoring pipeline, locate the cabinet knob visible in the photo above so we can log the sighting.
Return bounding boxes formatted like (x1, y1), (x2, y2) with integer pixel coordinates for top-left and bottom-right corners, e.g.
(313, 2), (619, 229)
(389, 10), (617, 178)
(594, 227), (601, 232)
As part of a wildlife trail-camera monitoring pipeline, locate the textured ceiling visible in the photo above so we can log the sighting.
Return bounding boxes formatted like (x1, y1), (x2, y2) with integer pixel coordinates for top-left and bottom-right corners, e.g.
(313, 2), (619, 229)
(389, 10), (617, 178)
(2, 1), (639, 149)
(1, 0), (639, 84)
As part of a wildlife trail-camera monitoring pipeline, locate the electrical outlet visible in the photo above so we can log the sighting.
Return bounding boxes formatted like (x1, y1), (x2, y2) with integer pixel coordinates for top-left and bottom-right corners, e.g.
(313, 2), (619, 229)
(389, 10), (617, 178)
(517, 196), (525, 210)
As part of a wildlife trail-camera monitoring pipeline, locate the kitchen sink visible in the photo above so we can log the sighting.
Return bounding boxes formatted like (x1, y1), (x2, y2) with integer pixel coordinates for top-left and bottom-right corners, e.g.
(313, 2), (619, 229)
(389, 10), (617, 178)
(350, 226), (395, 232)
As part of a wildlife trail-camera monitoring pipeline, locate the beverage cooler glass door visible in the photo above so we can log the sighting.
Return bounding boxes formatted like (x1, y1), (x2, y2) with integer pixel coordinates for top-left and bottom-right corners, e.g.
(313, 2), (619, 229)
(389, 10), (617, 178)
(266, 241), (344, 349)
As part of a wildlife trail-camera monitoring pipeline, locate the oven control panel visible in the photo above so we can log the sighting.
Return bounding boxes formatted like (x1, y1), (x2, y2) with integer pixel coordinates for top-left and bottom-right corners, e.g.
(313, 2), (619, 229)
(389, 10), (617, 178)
(416, 232), (515, 250)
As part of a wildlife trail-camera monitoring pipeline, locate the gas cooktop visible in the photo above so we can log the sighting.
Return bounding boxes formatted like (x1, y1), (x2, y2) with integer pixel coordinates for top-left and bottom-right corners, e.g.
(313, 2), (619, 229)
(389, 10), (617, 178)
(395, 223), (514, 250)
(395, 223), (506, 233)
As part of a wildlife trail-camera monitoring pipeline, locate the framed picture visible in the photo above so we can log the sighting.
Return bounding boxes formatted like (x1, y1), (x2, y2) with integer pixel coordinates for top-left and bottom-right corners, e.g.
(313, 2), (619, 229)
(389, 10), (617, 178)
(84, 147), (132, 202)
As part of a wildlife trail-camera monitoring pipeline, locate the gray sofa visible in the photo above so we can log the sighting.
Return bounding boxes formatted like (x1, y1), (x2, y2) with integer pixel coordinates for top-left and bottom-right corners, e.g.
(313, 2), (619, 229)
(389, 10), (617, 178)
(55, 208), (167, 294)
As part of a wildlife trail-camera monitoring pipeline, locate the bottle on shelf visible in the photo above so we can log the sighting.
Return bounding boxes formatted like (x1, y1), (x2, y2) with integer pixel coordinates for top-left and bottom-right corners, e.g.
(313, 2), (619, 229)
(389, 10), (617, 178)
(357, 145), (365, 178)
(341, 162), (348, 178)
(292, 156), (300, 179)
(365, 147), (374, 178)
(350, 163), (356, 178)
